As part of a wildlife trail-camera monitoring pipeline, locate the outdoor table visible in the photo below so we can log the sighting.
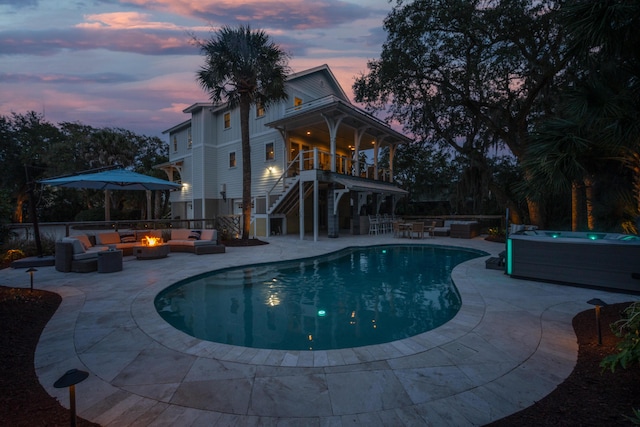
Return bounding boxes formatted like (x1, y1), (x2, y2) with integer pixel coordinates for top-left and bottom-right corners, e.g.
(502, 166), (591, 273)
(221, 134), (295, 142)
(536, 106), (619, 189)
(133, 243), (170, 260)
(97, 249), (123, 273)
(398, 222), (413, 238)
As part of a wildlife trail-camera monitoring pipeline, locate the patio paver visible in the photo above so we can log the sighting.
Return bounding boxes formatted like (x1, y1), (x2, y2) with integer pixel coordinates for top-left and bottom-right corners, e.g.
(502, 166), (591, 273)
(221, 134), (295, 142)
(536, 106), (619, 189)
(0, 233), (634, 426)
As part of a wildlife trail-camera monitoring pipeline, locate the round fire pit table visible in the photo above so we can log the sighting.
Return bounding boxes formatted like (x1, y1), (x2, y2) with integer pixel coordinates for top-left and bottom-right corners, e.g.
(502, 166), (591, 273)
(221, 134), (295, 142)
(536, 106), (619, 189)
(133, 243), (170, 260)
(97, 249), (123, 273)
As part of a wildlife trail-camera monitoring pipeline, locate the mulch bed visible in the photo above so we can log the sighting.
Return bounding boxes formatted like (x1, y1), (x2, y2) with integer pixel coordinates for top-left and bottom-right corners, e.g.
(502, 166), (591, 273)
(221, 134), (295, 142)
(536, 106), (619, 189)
(488, 301), (640, 426)
(222, 238), (269, 247)
(0, 287), (99, 427)
(0, 285), (637, 426)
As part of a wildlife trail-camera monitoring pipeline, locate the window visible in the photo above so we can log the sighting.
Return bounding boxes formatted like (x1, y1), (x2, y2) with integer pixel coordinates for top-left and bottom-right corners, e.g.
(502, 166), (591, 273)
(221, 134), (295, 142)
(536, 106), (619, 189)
(265, 142), (275, 161)
(256, 102), (265, 118)
(294, 97), (303, 109)
(229, 151), (236, 168)
(187, 129), (192, 149)
(173, 135), (177, 152)
(224, 112), (231, 129)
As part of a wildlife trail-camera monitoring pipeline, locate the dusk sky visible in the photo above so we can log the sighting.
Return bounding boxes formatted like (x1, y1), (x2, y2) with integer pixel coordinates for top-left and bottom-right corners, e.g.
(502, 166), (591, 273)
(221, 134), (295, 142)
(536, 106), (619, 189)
(0, 0), (394, 139)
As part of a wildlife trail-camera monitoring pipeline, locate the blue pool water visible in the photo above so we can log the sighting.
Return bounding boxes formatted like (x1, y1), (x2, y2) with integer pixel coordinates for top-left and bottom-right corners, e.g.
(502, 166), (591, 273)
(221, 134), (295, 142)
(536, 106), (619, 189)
(155, 245), (485, 351)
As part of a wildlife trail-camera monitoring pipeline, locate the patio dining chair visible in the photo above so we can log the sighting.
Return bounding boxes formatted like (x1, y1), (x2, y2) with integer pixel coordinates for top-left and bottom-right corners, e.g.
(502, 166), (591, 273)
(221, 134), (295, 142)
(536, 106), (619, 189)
(368, 215), (380, 235)
(424, 221), (436, 238)
(392, 221), (402, 237)
(410, 222), (425, 239)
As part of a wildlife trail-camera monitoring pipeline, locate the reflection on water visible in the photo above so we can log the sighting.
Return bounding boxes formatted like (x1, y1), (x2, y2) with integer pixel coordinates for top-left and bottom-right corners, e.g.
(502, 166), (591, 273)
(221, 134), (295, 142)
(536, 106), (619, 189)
(155, 245), (483, 351)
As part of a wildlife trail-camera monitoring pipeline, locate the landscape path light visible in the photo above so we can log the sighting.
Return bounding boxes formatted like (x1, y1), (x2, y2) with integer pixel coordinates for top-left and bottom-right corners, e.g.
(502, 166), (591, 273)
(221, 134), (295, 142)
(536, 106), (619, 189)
(53, 368), (89, 427)
(26, 267), (37, 291)
(587, 298), (608, 346)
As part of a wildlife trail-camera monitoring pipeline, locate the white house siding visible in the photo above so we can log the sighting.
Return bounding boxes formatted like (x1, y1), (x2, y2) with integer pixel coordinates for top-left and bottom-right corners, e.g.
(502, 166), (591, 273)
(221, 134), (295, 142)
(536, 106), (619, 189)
(170, 126), (190, 160)
(202, 134), (219, 200)
(191, 146), (204, 209)
(217, 138), (243, 202)
(250, 131), (283, 196)
(162, 65), (410, 236)
(289, 73), (346, 104)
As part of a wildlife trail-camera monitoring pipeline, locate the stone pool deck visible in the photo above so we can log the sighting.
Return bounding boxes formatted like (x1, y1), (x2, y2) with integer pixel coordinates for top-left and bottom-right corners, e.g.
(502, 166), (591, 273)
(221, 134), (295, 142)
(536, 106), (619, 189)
(0, 234), (635, 426)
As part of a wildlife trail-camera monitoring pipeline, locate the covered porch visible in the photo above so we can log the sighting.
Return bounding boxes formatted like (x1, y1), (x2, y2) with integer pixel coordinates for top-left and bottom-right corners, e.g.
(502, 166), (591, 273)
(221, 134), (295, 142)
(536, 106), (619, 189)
(259, 96), (411, 241)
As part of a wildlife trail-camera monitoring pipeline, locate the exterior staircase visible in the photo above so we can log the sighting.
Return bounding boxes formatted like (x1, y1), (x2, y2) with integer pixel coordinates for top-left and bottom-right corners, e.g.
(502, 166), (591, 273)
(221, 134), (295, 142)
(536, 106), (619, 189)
(267, 177), (313, 215)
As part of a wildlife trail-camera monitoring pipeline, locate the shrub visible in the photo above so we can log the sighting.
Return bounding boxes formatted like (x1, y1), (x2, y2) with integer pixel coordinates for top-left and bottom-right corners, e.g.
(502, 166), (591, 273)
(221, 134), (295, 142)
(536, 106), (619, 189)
(1, 234), (57, 267)
(602, 301), (640, 372)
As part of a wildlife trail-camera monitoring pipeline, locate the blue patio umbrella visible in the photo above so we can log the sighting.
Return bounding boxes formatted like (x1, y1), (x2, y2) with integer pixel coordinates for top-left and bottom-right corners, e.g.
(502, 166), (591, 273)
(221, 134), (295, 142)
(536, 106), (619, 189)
(39, 169), (181, 191)
(39, 169), (181, 220)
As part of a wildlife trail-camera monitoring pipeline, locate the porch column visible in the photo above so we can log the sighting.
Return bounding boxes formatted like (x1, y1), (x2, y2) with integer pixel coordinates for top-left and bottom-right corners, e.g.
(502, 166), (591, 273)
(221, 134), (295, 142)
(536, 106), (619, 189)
(373, 139), (379, 180)
(322, 114), (345, 172)
(351, 191), (360, 235)
(313, 179), (319, 242)
(354, 126), (368, 177)
(389, 144), (396, 183)
(327, 183), (339, 238)
(299, 177), (305, 240)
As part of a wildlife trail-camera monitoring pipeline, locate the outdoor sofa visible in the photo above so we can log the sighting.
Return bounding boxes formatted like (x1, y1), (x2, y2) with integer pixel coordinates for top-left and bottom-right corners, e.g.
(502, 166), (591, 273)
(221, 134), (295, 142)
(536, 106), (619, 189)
(55, 230), (163, 272)
(95, 229), (162, 256)
(432, 220), (480, 238)
(55, 234), (107, 273)
(55, 228), (225, 272)
(167, 229), (225, 255)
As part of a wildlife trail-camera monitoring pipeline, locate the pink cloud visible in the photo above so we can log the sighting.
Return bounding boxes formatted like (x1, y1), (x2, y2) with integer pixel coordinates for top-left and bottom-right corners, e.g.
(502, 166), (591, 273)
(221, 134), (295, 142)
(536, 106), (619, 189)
(120, 0), (370, 30)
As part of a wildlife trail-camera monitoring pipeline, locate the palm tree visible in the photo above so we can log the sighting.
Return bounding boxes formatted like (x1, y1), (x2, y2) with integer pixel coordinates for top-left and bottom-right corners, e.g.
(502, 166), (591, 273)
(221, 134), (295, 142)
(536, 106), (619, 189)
(196, 25), (290, 240)
(521, 1), (640, 232)
(523, 117), (598, 231)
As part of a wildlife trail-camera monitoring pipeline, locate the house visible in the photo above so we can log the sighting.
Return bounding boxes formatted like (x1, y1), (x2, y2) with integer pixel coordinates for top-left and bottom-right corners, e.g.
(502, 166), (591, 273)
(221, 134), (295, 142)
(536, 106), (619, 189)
(157, 64), (410, 240)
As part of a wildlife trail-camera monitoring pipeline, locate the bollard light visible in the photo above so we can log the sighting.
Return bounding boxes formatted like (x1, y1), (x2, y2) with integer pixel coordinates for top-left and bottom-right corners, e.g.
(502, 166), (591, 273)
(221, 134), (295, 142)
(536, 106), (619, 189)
(54, 368), (89, 427)
(587, 298), (608, 346)
(26, 267), (37, 291)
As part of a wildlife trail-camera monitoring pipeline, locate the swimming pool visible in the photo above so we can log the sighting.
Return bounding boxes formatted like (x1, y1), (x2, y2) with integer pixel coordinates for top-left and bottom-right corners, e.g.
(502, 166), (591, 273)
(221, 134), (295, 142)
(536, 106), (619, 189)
(155, 245), (485, 351)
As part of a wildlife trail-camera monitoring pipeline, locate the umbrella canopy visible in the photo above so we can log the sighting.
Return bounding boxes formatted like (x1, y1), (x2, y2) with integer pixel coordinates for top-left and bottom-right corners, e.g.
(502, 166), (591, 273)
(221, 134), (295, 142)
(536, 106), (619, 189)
(39, 169), (181, 191)
(39, 169), (181, 221)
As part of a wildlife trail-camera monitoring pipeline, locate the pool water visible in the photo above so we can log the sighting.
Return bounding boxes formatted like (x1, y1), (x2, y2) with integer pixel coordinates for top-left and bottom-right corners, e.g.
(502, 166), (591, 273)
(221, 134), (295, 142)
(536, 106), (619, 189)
(155, 245), (484, 351)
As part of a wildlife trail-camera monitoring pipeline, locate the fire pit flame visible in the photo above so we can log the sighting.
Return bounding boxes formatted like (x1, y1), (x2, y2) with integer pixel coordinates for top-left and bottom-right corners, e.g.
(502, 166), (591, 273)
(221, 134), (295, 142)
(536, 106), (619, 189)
(143, 236), (161, 247)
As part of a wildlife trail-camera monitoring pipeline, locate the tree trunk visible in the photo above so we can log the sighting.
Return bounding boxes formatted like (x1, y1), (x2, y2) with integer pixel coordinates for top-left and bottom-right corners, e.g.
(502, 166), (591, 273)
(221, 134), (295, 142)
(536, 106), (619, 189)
(526, 197), (543, 228)
(488, 180), (522, 225)
(240, 96), (252, 240)
(522, 166), (544, 228)
(105, 190), (111, 221)
(584, 176), (595, 231)
(13, 193), (27, 223)
(571, 181), (579, 232)
(154, 190), (161, 219)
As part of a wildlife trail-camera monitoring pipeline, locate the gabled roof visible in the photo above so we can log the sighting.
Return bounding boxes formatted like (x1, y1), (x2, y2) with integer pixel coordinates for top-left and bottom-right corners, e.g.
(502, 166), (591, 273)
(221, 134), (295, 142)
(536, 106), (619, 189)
(162, 119), (191, 135)
(287, 64), (350, 102)
(265, 95), (411, 146)
(183, 102), (217, 114)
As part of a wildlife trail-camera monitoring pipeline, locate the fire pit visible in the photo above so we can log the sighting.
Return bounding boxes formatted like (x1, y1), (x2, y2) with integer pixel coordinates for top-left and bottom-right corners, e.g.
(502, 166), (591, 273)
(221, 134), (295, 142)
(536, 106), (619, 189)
(133, 235), (170, 260)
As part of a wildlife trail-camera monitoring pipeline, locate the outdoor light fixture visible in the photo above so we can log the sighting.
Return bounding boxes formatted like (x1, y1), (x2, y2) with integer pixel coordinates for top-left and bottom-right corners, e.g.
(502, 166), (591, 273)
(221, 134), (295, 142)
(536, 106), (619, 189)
(587, 298), (608, 345)
(54, 368), (89, 427)
(220, 183), (227, 201)
(26, 267), (37, 291)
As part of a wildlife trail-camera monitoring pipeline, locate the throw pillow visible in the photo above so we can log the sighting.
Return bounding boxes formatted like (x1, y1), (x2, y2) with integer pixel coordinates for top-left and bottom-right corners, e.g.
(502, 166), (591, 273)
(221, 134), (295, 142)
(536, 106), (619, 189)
(119, 232), (136, 243)
(188, 230), (201, 240)
(74, 234), (92, 250)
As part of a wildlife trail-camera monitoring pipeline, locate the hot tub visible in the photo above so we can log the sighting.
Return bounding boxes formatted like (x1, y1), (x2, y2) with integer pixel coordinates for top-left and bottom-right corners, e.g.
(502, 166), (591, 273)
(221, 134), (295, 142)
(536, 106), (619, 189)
(507, 230), (640, 293)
